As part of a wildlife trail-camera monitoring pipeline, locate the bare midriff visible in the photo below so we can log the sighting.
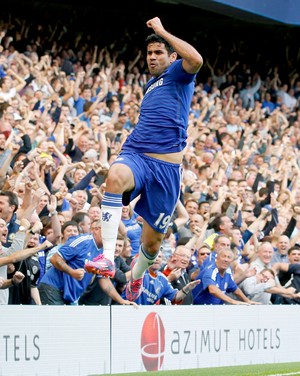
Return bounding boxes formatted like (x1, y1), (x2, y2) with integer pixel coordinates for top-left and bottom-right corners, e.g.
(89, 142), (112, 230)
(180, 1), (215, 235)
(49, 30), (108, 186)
(144, 150), (184, 164)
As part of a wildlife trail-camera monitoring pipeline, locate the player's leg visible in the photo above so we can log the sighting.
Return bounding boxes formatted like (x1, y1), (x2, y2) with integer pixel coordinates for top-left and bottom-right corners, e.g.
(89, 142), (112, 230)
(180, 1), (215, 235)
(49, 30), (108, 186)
(101, 163), (135, 261)
(85, 162), (135, 277)
(132, 221), (164, 279)
(126, 221), (164, 300)
(125, 155), (182, 300)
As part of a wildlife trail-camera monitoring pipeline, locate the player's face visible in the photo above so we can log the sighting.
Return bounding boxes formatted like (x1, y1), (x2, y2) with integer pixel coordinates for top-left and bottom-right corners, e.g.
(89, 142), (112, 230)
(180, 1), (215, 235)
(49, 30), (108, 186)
(146, 42), (176, 77)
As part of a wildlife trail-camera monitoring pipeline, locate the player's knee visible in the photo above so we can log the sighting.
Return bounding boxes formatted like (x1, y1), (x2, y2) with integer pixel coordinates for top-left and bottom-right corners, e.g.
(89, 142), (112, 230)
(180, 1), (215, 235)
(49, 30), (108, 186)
(143, 238), (163, 256)
(106, 172), (124, 191)
(106, 166), (133, 192)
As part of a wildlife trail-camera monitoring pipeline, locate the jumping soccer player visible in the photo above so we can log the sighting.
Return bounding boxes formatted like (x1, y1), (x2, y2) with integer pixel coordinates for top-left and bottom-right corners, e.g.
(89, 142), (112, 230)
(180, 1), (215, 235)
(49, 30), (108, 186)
(85, 16), (203, 301)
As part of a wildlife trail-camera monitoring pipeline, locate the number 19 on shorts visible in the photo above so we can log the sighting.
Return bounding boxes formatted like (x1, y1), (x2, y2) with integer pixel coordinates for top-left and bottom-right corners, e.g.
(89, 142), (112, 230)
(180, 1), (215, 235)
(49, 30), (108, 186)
(154, 213), (171, 231)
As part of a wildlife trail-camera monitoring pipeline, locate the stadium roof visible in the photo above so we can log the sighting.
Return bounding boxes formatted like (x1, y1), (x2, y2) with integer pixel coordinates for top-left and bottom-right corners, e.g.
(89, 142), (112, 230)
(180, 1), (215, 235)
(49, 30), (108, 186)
(156, 0), (300, 26)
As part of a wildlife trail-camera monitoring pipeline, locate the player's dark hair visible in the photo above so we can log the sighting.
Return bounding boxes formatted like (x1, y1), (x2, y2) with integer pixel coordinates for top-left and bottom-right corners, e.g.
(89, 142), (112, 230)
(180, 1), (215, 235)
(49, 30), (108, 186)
(146, 34), (175, 55)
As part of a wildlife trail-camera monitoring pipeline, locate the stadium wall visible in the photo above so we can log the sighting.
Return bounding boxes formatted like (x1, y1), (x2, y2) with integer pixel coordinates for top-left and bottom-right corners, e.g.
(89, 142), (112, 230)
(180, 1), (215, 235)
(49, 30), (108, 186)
(0, 305), (299, 375)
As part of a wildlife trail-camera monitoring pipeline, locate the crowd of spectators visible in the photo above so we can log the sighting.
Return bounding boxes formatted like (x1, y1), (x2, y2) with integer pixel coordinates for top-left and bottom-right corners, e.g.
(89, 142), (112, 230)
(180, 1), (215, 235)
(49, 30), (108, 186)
(1, 12), (300, 306)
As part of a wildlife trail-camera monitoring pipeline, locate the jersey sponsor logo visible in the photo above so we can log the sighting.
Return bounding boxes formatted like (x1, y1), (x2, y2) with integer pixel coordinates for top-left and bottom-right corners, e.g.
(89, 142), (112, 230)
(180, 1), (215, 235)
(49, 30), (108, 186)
(141, 312), (165, 371)
(102, 212), (112, 222)
(145, 78), (164, 95)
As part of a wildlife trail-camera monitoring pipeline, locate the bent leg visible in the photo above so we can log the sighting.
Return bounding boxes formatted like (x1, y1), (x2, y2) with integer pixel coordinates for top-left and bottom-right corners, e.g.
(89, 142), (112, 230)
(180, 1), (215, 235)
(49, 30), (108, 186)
(125, 221), (165, 300)
(132, 220), (164, 280)
(101, 163), (135, 264)
(105, 163), (135, 194)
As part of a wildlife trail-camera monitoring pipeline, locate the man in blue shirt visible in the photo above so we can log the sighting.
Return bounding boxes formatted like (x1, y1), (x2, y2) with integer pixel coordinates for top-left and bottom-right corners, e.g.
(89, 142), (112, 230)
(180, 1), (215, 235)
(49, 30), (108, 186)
(88, 17), (203, 302)
(38, 220), (135, 306)
(201, 234), (232, 271)
(193, 249), (258, 305)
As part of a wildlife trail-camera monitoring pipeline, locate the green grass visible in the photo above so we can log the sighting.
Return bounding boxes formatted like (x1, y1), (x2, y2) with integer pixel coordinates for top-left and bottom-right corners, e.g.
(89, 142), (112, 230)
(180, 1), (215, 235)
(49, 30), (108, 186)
(96, 362), (300, 376)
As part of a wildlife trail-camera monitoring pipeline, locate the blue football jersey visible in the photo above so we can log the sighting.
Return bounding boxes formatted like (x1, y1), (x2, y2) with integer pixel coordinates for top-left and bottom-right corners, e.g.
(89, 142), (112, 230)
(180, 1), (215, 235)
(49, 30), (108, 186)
(193, 263), (237, 305)
(122, 59), (197, 153)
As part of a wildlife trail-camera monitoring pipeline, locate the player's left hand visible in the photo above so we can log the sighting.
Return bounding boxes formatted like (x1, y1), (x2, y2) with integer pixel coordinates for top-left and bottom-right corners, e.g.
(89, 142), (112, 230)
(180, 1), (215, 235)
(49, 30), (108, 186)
(146, 17), (164, 35)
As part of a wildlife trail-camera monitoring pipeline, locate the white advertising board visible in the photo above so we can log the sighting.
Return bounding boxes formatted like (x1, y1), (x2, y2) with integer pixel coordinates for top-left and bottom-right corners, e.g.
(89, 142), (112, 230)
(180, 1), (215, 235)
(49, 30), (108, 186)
(0, 306), (110, 376)
(111, 305), (300, 374)
(2, 305), (300, 375)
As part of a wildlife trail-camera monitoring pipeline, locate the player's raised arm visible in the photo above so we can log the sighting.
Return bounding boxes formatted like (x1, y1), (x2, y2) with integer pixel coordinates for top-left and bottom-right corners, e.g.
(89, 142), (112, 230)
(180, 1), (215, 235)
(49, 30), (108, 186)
(146, 17), (203, 74)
